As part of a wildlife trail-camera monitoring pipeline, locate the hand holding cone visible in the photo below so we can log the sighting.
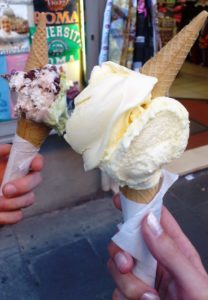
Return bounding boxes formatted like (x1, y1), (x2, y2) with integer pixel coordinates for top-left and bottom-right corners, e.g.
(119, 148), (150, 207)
(115, 11), (208, 287)
(0, 13), (50, 195)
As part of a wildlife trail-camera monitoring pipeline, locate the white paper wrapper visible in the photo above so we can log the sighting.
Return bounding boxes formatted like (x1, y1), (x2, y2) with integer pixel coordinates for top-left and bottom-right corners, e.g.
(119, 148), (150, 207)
(112, 169), (178, 287)
(0, 134), (39, 196)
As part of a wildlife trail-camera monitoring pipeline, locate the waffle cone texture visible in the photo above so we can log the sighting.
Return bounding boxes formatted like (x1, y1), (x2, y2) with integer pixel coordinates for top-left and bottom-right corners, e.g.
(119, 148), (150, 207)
(141, 10), (208, 98)
(120, 182), (160, 204)
(24, 13), (48, 72)
(17, 13), (50, 148)
(17, 118), (51, 148)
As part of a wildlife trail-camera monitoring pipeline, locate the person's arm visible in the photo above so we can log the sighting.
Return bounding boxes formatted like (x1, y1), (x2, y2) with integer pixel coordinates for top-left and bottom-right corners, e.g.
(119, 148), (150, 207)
(0, 144), (44, 224)
(108, 195), (208, 300)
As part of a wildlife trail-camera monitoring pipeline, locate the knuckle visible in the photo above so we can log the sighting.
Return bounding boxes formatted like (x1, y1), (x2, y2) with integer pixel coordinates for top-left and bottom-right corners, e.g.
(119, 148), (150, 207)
(19, 193), (35, 209)
(38, 172), (43, 182)
(7, 211), (23, 224)
(123, 281), (139, 299)
(158, 234), (178, 264)
(16, 211), (23, 222)
(27, 192), (35, 204)
(35, 173), (43, 186)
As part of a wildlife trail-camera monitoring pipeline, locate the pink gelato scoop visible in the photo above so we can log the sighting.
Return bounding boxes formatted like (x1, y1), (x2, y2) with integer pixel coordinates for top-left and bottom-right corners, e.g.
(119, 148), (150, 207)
(9, 64), (61, 122)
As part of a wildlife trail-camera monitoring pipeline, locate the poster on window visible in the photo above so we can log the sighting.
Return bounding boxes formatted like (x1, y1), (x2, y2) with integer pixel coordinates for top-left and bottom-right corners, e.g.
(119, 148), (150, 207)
(32, 0), (81, 65)
(0, 1), (30, 55)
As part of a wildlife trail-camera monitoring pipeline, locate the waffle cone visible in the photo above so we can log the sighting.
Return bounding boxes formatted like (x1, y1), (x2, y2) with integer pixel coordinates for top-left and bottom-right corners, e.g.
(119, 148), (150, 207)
(17, 118), (51, 148)
(140, 10), (208, 98)
(120, 182), (160, 204)
(17, 13), (50, 148)
(25, 13), (48, 72)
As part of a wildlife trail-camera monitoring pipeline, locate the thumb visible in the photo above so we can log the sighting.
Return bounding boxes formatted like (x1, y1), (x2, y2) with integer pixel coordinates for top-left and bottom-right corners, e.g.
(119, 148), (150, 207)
(141, 213), (207, 292)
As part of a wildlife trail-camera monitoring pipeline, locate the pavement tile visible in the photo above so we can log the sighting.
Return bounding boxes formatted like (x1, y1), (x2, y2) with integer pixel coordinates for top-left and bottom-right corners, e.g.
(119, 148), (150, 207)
(170, 208), (208, 261)
(13, 209), (84, 259)
(193, 169), (208, 190)
(0, 226), (19, 259)
(13, 198), (120, 260)
(163, 190), (186, 213)
(86, 221), (119, 264)
(0, 254), (39, 300)
(0, 169), (207, 299)
(168, 171), (208, 208)
(33, 239), (114, 300)
(191, 201), (208, 232)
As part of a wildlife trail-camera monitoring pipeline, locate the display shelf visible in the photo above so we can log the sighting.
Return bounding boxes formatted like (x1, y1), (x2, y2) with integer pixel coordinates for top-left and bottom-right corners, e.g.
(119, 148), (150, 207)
(0, 120), (17, 144)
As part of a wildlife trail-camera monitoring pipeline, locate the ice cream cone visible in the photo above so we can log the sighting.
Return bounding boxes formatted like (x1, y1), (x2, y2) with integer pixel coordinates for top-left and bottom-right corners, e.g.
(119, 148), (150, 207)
(0, 14), (50, 195)
(120, 182), (160, 204)
(118, 180), (161, 287)
(17, 118), (51, 148)
(141, 10), (208, 98)
(24, 13), (48, 72)
(17, 13), (50, 148)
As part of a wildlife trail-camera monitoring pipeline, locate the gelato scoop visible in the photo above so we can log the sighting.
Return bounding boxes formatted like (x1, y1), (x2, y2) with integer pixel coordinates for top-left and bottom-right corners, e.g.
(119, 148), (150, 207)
(7, 64), (68, 134)
(65, 61), (189, 189)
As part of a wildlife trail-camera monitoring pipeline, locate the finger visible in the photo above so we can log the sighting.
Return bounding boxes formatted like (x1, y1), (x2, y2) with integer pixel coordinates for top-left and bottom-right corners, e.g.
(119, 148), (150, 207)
(142, 213), (208, 296)
(2, 172), (42, 198)
(0, 144), (11, 157)
(0, 160), (7, 183)
(161, 206), (197, 251)
(113, 193), (121, 210)
(161, 206), (207, 275)
(0, 145), (11, 182)
(108, 258), (158, 299)
(155, 265), (171, 300)
(30, 154), (44, 172)
(108, 241), (134, 273)
(112, 289), (128, 300)
(0, 192), (35, 211)
(0, 210), (23, 225)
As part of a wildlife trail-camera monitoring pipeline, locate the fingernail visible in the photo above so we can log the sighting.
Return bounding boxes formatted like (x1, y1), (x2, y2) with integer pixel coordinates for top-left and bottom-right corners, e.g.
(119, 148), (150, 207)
(147, 212), (163, 237)
(4, 184), (17, 197)
(141, 292), (160, 300)
(114, 252), (128, 271)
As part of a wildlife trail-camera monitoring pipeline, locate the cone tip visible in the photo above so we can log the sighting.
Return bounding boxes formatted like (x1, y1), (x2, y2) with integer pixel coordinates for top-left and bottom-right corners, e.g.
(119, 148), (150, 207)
(37, 12), (47, 27)
(200, 10), (208, 17)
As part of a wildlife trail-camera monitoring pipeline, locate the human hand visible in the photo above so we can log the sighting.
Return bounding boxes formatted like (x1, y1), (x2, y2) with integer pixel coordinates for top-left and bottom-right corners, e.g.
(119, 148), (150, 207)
(0, 144), (44, 224)
(108, 194), (208, 300)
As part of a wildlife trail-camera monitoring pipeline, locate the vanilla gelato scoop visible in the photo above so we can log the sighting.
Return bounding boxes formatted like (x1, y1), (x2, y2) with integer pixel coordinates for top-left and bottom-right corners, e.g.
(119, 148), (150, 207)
(7, 64), (68, 134)
(65, 62), (189, 189)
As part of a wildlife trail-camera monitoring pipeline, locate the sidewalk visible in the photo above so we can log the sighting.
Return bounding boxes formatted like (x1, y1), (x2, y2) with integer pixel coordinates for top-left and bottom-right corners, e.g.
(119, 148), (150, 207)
(0, 169), (208, 300)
